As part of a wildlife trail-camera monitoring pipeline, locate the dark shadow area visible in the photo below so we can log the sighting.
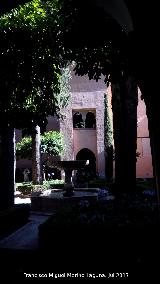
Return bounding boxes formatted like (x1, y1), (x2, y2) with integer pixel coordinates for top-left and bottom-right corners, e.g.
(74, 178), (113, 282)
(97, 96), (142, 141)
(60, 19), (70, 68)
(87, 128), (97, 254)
(36, 192), (159, 281)
(0, 224), (159, 281)
(76, 148), (96, 178)
(85, 112), (96, 128)
(73, 112), (84, 128)
(0, 204), (30, 240)
(0, 187), (159, 281)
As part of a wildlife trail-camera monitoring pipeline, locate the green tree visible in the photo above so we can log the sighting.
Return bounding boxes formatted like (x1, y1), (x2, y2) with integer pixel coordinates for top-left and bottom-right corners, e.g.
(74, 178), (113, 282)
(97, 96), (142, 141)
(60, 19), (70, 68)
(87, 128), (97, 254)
(16, 131), (64, 159)
(0, 0), (69, 129)
(16, 130), (64, 183)
(104, 92), (113, 181)
(59, 0), (138, 193)
(0, 0), (137, 207)
(0, 0), (71, 206)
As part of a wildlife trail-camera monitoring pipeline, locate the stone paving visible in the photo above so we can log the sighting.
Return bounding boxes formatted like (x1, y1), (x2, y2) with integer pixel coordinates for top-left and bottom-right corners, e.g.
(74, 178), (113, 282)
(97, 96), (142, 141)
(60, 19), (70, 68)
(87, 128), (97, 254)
(0, 212), (51, 250)
(0, 191), (111, 251)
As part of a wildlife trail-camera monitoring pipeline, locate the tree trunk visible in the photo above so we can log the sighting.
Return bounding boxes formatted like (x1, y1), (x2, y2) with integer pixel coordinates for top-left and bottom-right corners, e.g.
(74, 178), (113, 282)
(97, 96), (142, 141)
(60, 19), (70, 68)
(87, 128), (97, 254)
(14, 129), (16, 191)
(112, 75), (138, 193)
(0, 126), (15, 209)
(105, 146), (113, 182)
(32, 125), (42, 185)
(112, 83), (124, 189)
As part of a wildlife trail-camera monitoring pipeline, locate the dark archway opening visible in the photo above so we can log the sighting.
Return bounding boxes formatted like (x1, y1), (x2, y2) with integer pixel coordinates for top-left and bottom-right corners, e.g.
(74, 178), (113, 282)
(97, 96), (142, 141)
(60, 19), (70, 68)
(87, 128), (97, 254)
(76, 148), (96, 178)
(85, 112), (96, 128)
(73, 112), (84, 128)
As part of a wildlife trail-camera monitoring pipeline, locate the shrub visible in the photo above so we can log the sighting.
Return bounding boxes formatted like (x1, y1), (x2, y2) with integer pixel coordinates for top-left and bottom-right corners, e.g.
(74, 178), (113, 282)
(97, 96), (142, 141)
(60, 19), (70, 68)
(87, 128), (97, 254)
(16, 185), (34, 195)
(16, 179), (64, 195)
(16, 131), (64, 160)
(88, 177), (108, 188)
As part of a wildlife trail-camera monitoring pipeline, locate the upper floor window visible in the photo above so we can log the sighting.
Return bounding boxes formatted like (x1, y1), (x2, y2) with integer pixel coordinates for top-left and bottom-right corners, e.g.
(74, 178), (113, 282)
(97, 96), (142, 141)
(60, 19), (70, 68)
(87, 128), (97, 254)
(73, 110), (96, 129)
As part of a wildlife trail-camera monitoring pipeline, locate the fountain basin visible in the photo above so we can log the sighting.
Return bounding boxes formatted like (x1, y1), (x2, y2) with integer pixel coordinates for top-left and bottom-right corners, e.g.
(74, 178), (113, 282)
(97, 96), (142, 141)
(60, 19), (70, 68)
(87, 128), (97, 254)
(49, 160), (87, 197)
(31, 188), (99, 212)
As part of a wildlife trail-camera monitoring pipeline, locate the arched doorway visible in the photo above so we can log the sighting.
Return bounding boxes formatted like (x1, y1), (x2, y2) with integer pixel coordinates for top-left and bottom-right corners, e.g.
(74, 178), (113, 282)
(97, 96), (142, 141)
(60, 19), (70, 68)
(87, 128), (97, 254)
(76, 148), (96, 178)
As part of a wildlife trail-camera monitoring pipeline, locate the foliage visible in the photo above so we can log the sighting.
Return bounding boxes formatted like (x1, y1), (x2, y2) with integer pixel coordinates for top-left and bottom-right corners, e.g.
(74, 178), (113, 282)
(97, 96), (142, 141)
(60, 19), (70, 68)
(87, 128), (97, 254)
(0, 0), (128, 132)
(41, 131), (64, 155)
(43, 179), (64, 185)
(104, 92), (113, 149)
(16, 178), (64, 194)
(59, 0), (129, 84)
(39, 193), (158, 228)
(16, 137), (32, 159)
(55, 65), (71, 118)
(16, 131), (64, 159)
(88, 178), (108, 189)
(0, 0), (129, 131)
(16, 184), (34, 195)
(17, 183), (50, 194)
(0, 0), (48, 29)
(0, 0), (71, 129)
(43, 179), (64, 190)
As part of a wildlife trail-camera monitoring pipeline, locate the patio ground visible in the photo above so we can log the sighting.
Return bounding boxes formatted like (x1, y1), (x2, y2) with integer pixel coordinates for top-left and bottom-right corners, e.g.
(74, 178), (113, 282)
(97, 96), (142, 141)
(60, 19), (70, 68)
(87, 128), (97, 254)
(0, 199), (159, 281)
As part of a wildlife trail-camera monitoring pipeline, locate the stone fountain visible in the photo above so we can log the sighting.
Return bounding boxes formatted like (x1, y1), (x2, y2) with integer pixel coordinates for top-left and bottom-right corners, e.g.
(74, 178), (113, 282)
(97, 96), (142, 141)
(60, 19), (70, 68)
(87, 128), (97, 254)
(50, 160), (87, 197)
(31, 160), (100, 212)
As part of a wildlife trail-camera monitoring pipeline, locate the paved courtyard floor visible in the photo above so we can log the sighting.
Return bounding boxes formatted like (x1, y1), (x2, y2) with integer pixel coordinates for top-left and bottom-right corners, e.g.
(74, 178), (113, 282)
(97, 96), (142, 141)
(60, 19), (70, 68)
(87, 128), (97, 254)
(0, 197), (159, 281)
(0, 212), (50, 250)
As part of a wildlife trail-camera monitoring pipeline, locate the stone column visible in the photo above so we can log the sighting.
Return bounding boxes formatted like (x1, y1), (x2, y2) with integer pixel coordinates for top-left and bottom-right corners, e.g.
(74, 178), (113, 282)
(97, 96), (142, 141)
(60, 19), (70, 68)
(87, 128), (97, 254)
(63, 169), (74, 197)
(81, 112), (86, 128)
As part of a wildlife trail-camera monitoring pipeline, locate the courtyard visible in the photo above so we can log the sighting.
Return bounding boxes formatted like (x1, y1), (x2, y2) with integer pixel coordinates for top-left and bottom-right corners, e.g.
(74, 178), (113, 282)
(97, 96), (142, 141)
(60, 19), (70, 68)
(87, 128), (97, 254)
(0, 179), (159, 281)
(0, 0), (160, 282)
